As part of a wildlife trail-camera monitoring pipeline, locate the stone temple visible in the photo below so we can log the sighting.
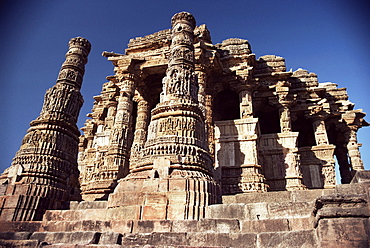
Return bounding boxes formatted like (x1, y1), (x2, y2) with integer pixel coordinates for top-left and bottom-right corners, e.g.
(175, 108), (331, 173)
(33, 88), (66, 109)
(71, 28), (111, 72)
(0, 12), (369, 247)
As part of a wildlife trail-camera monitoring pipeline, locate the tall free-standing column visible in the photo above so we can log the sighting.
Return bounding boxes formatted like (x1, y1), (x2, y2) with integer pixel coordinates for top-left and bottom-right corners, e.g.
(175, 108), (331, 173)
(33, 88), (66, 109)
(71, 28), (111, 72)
(0, 37), (91, 221)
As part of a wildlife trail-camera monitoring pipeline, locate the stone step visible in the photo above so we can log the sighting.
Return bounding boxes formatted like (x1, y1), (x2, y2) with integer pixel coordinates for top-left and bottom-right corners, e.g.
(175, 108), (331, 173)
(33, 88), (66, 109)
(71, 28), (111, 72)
(0, 216), (314, 235)
(0, 221), (42, 233)
(0, 232), (121, 247)
(31, 231), (102, 245)
(0, 232), (122, 247)
(335, 182), (370, 195)
(0, 231), (32, 240)
(40, 217), (313, 234)
(40, 220), (132, 233)
(42, 245), (121, 248)
(45, 200), (315, 224)
(222, 188), (335, 204)
(68, 201), (108, 210)
(0, 239), (40, 247)
(206, 201), (315, 220)
(0, 229), (318, 247)
(43, 189), (334, 224)
(43, 205), (140, 222)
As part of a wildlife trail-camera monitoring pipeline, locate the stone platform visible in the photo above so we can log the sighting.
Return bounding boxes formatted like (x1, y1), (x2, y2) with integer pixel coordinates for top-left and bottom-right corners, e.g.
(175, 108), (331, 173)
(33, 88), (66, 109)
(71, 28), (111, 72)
(0, 177), (369, 247)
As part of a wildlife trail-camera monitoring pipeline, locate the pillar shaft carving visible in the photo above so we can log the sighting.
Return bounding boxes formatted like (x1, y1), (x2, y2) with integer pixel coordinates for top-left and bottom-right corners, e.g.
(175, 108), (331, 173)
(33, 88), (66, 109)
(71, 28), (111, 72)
(275, 83), (293, 133)
(312, 118), (329, 145)
(347, 128), (364, 171)
(205, 94), (215, 158)
(303, 107), (336, 188)
(341, 111), (366, 171)
(130, 98), (150, 168)
(195, 70), (207, 115)
(240, 90), (253, 118)
(279, 106), (292, 132)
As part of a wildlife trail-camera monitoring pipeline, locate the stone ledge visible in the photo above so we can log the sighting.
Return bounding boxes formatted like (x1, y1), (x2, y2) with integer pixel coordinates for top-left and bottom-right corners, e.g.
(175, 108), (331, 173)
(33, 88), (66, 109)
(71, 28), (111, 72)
(0, 221), (42, 232)
(133, 220), (172, 233)
(44, 206), (141, 221)
(41, 245), (121, 248)
(241, 219), (289, 233)
(187, 232), (257, 248)
(351, 171), (370, 184)
(0, 239), (40, 247)
(314, 193), (370, 226)
(69, 201), (108, 210)
(223, 188), (335, 205)
(121, 232), (256, 248)
(317, 218), (370, 247)
(197, 219), (240, 233)
(206, 203), (246, 219)
(257, 230), (318, 248)
(335, 183), (370, 195)
(30, 231), (101, 245)
(98, 232), (122, 245)
(0, 231), (32, 240)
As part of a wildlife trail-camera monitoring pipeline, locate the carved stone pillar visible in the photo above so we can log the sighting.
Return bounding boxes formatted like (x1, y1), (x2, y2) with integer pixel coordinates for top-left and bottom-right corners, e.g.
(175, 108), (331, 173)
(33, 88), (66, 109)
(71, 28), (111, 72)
(130, 97), (150, 167)
(108, 12), (220, 220)
(313, 118), (329, 145)
(205, 94), (215, 159)
(279, 106), (292, 132)
(271, 83), (305, 190)
(107, 75), (136, 173)
(299, 106), (336, 189)
(347, 128), (364, 171)
(215, 118), (268, 194)
(195, 69), (207, 114)
(79, 71), (137, 201)
(259, 132), (305, 191)
(275, 84), (292, 133)
(313, 116), (336, 188)
(335, 110), (366, 183)
(113, 75), (136, 148)
(341, 110), (365, 171)
(0, 37), (91, 221)
(240, 90), (253, 118)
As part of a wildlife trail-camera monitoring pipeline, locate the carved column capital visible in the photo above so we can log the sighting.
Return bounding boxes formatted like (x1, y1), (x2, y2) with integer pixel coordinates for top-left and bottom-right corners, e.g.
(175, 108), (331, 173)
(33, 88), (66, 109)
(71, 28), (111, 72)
(58, 37), (91, 89)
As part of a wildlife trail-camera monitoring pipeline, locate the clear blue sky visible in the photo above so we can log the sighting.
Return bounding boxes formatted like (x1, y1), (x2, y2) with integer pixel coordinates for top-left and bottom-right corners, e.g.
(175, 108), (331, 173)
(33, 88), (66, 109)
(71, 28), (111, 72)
(1, 1), (369, 181)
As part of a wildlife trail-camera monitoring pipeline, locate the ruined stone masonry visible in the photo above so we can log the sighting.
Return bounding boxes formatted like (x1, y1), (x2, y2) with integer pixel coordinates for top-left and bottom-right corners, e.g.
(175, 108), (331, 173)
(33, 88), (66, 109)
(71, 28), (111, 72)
(0, 12), (369, 247)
